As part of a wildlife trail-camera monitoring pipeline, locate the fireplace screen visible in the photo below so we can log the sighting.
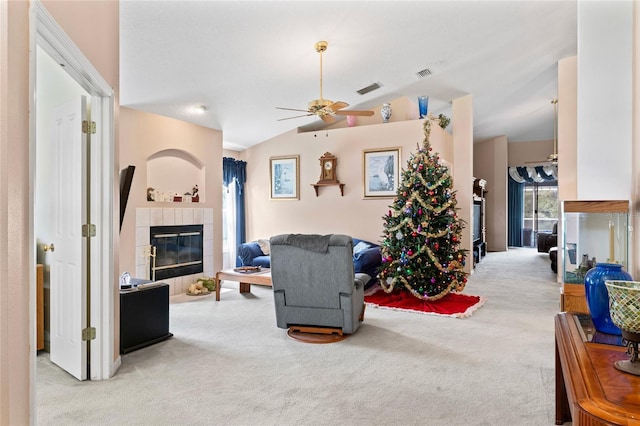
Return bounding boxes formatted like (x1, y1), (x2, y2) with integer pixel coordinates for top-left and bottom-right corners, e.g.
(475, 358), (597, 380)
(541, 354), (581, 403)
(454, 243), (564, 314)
(150, 225), (203, 280)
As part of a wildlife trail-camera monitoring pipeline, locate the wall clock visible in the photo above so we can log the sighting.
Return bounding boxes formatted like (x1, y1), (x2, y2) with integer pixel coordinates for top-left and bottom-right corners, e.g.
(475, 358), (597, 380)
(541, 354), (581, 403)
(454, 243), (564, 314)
(318, 152), (338, 183)
(312, 152), (344, 196)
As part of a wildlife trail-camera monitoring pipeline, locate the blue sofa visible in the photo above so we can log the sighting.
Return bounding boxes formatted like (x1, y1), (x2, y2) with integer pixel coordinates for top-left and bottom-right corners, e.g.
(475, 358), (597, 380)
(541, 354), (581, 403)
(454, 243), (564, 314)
(237, 237), (382, 287)
(237, 240), (272, 268)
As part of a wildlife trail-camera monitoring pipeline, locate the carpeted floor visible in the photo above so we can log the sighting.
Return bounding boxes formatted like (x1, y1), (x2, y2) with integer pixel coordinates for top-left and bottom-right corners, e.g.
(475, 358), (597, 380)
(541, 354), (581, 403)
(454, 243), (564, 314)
(37, 248), (562, 425)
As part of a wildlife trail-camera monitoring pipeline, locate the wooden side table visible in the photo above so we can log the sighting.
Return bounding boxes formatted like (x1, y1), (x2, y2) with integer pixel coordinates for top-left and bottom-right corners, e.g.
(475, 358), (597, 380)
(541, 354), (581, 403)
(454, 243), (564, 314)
(555, 312), (640, 425)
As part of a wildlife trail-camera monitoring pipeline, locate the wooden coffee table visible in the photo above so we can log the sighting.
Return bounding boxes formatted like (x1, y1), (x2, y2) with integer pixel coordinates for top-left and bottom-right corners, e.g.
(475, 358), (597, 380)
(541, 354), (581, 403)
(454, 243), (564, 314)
(215, 268), (272, 301)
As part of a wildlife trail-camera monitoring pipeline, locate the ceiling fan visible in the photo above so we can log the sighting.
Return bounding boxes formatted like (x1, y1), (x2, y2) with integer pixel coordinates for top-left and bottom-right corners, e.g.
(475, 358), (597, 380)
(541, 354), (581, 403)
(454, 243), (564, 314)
(526, 98), (558, 165)
(276, 41), (374, 124)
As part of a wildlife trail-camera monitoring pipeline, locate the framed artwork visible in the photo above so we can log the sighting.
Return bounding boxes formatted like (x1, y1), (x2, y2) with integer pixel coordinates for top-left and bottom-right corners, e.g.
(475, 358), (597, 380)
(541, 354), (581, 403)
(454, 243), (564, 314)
(270, 155), (300, 200)
(362, 147), (401, 199)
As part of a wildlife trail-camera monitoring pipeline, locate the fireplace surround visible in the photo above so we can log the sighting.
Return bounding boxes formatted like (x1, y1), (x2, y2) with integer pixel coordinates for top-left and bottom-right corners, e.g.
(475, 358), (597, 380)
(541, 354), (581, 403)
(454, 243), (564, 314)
(135, 207), (214, 294)
(150, 225), (203, 281)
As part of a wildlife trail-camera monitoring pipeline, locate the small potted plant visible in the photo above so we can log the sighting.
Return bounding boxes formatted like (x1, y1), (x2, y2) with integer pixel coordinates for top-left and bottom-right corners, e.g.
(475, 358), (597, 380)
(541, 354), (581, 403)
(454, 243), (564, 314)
(438, 114), (451, 129)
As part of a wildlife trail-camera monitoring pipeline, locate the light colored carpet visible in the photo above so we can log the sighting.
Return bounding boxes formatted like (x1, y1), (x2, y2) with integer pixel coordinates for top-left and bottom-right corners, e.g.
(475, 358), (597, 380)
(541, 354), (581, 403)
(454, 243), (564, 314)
(37, 248), (562, 425)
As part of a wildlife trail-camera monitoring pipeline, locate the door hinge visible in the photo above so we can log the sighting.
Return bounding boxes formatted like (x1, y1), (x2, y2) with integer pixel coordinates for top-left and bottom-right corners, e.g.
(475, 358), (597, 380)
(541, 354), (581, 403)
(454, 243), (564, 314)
(82, 327), (96, 341)
(82, 120), (96, 134)
(82, 224), (96, 237)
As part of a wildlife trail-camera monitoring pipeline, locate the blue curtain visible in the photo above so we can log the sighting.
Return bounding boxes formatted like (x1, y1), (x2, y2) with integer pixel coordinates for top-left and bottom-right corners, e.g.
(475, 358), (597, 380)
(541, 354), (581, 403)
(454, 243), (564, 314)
(507, 165), (557, 247)
(508, 174), (524, 247)
(534, 166), (556, 181)
(223, 157), (247, 265)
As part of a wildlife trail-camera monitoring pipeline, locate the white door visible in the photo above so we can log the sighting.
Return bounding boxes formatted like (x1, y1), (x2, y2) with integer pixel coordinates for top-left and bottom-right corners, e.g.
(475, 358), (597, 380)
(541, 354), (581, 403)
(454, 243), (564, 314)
(48, 96), (88, 380)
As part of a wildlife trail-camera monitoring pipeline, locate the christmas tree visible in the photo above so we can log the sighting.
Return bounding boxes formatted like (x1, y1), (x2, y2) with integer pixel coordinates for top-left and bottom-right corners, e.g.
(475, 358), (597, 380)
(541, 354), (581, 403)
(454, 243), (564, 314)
(378, 117), (468, 301)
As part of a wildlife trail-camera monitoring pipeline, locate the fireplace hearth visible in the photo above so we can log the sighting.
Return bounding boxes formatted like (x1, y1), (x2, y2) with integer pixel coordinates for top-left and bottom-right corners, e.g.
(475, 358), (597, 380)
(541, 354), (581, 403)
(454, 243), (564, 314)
(150, 225), (203, 280)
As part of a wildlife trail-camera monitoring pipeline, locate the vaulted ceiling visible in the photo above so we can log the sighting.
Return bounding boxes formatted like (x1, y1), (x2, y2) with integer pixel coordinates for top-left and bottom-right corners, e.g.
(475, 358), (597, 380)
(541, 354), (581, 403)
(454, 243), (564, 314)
(120, 1), (577, 151)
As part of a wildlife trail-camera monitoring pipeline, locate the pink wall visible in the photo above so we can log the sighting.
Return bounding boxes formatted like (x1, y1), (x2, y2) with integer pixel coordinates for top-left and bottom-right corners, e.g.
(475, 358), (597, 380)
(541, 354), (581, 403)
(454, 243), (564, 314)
(242, 116), (452, 244)
(119, 107), (224, 277)
(40, 0), (119, 91)
(507, 139), (554, 166)
(1, 2), (31, 423)
(1, 0), (119, 422)
(558, 57), (578, 201)
(634, 4), (640, 279)
(452, 95), (474, 273)
(475, 136), (508, 251)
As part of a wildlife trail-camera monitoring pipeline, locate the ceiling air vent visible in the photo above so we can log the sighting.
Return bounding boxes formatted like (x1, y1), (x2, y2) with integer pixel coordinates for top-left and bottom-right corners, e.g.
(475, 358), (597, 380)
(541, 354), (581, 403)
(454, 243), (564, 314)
(416, 68), (432, 79)
(356, 82), (382, 96)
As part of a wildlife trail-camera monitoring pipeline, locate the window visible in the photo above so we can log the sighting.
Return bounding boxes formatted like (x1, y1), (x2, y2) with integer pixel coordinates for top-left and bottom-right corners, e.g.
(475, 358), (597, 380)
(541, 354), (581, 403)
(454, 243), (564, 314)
(523, 182), (558, 246)
(222, 182), (236, 269)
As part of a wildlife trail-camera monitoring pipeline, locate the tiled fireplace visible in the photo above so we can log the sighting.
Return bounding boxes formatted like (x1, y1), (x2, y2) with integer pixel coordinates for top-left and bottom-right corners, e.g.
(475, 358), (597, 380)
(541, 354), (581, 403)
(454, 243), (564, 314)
(136, 207), (214, 295)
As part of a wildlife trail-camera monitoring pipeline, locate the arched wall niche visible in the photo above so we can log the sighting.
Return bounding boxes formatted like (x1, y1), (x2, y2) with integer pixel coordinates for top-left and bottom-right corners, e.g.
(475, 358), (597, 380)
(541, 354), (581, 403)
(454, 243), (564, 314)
(147, 148), (205, 202)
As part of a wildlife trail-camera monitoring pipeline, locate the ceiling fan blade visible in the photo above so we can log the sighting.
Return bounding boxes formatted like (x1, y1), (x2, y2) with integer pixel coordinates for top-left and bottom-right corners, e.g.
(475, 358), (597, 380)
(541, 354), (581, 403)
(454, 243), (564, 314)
(277, 114), (313, 121)
(327, 101), (348, 112)
(276, 107), (310, 113)
(334, 109), (375, 117)
(320, 114), (336, 124)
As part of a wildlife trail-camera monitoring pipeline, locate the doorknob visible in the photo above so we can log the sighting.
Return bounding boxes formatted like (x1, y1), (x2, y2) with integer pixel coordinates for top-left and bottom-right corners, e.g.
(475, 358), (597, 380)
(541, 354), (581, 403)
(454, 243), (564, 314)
(43, 243), (55, 252)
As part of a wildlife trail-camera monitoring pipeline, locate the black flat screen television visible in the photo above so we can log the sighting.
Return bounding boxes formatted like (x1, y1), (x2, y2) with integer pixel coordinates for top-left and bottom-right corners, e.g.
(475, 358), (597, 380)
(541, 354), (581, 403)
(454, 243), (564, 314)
(473, 202), (482, 243)
(119, 165), (135, 232)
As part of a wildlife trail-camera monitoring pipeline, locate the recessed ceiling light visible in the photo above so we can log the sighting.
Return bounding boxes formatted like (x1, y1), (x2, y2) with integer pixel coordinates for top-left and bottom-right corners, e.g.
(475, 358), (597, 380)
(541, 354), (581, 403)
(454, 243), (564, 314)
(194, 105), (208, 114)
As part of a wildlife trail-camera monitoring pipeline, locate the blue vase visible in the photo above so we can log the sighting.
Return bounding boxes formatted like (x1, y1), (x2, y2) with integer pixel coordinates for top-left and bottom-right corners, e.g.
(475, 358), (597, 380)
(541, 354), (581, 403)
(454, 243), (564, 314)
(584, 263), (632, 335)
(418, 96), (429, 118)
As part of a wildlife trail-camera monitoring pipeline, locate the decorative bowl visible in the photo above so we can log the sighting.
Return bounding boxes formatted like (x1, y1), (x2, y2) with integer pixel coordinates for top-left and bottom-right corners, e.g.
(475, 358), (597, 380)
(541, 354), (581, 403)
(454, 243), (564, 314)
(605, 280), (640, 334)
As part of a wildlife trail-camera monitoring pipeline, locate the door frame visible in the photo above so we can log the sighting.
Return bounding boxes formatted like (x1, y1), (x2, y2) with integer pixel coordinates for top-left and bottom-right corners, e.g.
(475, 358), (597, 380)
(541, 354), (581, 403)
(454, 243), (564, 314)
(30, 1), (118, 380)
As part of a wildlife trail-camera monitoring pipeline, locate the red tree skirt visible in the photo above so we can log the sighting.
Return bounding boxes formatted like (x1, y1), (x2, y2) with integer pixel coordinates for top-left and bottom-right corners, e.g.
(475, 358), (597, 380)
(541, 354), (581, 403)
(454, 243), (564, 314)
(364, 286), (486, 318)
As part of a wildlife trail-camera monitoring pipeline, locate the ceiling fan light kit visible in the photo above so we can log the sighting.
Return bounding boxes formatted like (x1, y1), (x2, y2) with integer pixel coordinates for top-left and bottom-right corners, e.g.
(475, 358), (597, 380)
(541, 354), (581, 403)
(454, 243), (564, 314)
(276, 41), (375, 124)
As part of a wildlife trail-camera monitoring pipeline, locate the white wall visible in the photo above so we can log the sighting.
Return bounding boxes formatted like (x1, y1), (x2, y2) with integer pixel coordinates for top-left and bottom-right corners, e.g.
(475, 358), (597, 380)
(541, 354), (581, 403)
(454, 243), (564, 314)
(576, 1), (633, 199)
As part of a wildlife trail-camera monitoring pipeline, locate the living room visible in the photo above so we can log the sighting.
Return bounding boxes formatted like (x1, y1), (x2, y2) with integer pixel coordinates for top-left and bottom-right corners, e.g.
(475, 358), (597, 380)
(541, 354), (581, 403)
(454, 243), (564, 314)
(3, 1), (639, 424)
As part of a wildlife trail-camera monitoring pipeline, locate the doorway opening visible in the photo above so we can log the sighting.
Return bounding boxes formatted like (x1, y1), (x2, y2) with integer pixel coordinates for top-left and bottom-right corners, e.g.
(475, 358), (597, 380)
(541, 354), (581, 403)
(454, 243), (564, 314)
(32, 0), (116, 384)
(523, 182), (558, 248)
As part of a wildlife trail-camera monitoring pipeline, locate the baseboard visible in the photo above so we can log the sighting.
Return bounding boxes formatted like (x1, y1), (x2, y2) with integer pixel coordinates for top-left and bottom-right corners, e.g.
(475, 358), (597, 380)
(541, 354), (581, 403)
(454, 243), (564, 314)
(112, 355), (122, 377)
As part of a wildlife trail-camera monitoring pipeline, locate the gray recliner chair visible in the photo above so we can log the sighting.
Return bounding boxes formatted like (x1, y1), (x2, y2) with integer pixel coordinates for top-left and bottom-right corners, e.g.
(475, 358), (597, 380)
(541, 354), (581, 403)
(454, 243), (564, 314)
(270, 234), (369, 335)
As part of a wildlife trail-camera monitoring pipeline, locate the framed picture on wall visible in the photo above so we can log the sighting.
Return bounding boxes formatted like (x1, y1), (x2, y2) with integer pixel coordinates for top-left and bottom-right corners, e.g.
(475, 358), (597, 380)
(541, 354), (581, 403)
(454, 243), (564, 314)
(362, 147), (401, 199)
(270, 155), (300, 200)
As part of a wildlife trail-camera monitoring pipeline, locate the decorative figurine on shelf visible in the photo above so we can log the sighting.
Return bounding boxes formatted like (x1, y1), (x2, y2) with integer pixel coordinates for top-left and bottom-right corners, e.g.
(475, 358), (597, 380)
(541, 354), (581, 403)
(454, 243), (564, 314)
(575, 254), (596, 279)
(147, 187), (155, 201)
(192, 185), (199, 202)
